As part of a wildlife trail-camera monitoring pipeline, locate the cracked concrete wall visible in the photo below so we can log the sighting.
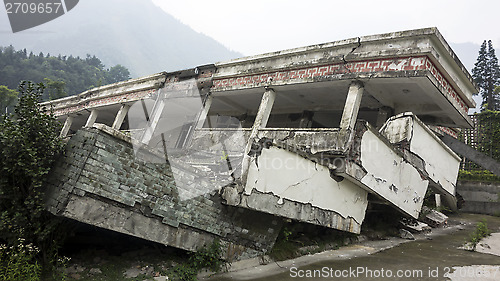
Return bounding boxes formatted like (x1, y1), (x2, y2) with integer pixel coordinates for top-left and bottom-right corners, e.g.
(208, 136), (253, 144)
(244, 147), (368, 230)
(380, 113), (461, 209)
(360, 127), (428, 219)
(45, 126), (282, 260)
(220, 127), (367, 234)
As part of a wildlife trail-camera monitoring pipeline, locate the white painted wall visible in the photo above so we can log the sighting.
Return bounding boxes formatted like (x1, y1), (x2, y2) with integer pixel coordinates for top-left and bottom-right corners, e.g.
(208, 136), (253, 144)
(410, 119), (460, 196)
(245, 147), (368, 224)
(360, 129), (429, 218)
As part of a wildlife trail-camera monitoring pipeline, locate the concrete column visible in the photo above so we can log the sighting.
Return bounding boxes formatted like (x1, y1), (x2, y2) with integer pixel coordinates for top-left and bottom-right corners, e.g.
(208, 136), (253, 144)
(435, 194), (442, 209)
(340, 81), (364, 132)
(60, 115), (74, 137)
(195, 94), (213, 129)
(299, 111), (313, 128)
(112, 104), (130, 130)
(241, 88), (276, 182)
(85, 109), (99, 128)
(249, 88), (276, 136)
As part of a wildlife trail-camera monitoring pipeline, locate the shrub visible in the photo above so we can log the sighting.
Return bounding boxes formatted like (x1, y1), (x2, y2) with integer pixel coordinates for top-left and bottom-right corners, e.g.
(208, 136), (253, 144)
(0, 238), (41, 281)
(469, 219), (491, 251)
(168, 239), (229, 281)
(0, 81), (66, 277)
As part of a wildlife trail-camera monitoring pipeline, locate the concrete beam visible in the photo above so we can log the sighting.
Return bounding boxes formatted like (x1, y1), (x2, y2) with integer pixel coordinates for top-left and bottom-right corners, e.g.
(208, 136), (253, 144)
(60, 115), (74, 137)
(85, 109), (99, 128)
(340, 81), (364, 132)
(441, 134), (500, 177)
(112, 104), (130, 130)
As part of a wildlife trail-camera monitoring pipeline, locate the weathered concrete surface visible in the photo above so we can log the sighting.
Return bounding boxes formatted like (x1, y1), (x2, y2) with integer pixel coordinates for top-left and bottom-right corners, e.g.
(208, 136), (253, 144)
(220, 126), (366, 233)
(204, 218), (471, 281)
(457, 181), (500, 215)
(45, 126), (282, 260)
(380, 113), (461, 210)
(244, 146), (368, 233)
(221, 117), (459, 229)
(422, 206), (448, 227)
(359, 126), (428, 219)
(476, 233), (500, 257)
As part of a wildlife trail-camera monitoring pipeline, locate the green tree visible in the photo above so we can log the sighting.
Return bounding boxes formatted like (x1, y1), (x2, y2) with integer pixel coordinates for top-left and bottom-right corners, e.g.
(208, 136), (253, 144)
(472, 40), (500, 110)
(0, 45), (132, 98)
(0, 81), (65, 274)
(107, 64), (131, 83)
(0, 85), (18, 114)
(43, 78), (67, 101)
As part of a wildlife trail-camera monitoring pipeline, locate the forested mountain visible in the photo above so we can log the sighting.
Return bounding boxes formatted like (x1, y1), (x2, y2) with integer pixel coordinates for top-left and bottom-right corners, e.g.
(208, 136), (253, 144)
(0, 0), (241, 78)
(0, 45), (131, 110)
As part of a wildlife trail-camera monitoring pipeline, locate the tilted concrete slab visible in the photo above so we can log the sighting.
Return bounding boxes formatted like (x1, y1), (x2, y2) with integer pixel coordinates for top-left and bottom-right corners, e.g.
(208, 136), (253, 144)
(380, 113), (461, 210)
(45, 126), (282, 260)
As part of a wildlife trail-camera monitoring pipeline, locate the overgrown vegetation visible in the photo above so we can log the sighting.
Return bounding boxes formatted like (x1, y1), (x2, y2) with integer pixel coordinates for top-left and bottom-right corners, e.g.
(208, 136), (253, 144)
(268, 222), (358, 261)
(167, 239), (229, 281)
(458, 169), (500, 182)
(0, 81), (67, 279)
(0, 238), (41, 281)
(468, 219), (491, 251)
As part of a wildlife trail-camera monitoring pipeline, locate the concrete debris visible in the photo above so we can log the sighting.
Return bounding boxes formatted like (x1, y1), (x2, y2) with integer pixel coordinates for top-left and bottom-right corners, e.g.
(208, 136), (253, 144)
(400, 219), (431, 233)
(89, 268), (102, 275)
(123, 267), (142, 278)
(399, 229), (415, 240)
(422, 207), (448, 228)
(65, 264), (86, 274)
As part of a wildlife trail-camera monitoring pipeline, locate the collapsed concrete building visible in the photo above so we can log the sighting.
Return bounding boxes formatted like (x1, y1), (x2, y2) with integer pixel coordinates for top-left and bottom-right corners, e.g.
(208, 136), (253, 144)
(43, 27), (477, 259)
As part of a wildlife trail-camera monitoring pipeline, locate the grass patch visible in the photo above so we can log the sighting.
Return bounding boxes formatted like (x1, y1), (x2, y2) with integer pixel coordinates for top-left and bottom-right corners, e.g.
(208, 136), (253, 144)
(468, 219), (491, 251)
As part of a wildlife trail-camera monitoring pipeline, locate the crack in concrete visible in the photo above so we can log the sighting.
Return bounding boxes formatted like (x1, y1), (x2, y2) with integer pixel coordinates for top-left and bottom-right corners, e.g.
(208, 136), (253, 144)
(342, 37), (362, 73)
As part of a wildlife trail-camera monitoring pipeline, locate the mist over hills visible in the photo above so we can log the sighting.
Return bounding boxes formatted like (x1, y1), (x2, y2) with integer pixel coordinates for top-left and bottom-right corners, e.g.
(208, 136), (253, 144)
(0, 0), (241, 78)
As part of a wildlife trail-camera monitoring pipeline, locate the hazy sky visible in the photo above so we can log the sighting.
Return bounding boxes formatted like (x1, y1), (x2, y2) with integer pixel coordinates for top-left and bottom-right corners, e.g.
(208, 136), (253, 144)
(152, 0), (500, 56)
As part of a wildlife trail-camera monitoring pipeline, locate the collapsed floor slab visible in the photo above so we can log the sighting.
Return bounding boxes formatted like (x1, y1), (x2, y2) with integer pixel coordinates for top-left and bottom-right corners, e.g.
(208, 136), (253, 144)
(45, 126), (282, 260)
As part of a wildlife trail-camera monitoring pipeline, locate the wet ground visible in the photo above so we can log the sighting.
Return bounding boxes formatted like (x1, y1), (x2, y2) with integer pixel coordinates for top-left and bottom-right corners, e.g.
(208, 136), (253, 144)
(209, 213), (500, 281)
